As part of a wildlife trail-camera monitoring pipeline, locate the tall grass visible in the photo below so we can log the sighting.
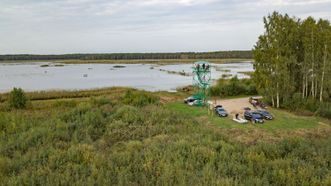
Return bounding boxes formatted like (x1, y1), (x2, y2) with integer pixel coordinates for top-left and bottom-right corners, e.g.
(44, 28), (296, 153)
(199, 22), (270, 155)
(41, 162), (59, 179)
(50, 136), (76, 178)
(0, 90), (330, 185)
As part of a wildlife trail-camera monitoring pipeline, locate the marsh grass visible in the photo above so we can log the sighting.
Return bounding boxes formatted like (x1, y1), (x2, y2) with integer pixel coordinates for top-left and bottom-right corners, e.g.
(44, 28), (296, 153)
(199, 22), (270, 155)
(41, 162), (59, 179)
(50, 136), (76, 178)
(113, 65), (126, 68)
(0, 89), (330, 185)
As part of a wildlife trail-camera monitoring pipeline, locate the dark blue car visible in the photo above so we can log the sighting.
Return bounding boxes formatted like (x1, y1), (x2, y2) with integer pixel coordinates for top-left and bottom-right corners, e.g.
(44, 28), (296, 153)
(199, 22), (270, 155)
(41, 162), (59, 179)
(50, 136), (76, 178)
(256, 110), (273, 120)
(244, 111), (264, 123)
(215, 106), (228, 117)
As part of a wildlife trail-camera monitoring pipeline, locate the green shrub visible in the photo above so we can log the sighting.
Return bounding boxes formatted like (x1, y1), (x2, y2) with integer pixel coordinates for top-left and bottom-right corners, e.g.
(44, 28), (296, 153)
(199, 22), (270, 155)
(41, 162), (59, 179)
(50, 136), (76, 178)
(282, 94), (331, 119)
(283, 93), (305, 111)
(208, 76), (257, 97)
(208, 86), (221, 97)
(122, 90), (159, 107)
(317, 102), (331, 119)
(304, 98), (320, 112)
(8, 88), (28, 109)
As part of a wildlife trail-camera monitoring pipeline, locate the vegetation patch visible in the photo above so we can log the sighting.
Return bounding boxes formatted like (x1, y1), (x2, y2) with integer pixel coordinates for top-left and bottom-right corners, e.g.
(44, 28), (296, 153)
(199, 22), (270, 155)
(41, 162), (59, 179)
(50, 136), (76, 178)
(237, 71), (254, 76)
(0, 88), (330, 185)
(214, 66), (231, 72)
(113, 65), (126, 68)
(159, 68), (191, 76)
(8, 88), (28, 109)
(209, 76), (257, 97)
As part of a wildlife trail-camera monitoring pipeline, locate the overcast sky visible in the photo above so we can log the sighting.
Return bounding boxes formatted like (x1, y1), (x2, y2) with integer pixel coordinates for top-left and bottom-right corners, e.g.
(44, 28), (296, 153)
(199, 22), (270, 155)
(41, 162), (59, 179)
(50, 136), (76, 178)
(0, 0), (331, 54)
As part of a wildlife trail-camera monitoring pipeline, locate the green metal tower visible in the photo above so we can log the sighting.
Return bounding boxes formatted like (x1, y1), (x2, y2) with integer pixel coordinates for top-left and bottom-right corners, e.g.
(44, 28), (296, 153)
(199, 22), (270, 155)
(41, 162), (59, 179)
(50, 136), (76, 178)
(192, 61), (211, 106)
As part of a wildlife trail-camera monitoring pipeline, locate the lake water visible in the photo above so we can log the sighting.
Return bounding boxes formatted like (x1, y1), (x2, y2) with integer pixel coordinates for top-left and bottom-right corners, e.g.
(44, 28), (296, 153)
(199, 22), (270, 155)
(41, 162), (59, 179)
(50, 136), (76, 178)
(0, 62), (253, 92)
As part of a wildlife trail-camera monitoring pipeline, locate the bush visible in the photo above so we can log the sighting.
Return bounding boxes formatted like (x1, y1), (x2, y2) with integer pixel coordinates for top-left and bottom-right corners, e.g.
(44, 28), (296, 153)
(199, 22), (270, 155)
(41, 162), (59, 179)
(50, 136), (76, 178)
(8, 88), (28, 109)
(281, 94), (331, 119)
(283, 93), (305, 111)
(303, 98), (320, 112)
(122, 90), (159, 107)
(208, 86), (221, 97)
(317, 102), (331, 119)
(208, 76), (257, 97)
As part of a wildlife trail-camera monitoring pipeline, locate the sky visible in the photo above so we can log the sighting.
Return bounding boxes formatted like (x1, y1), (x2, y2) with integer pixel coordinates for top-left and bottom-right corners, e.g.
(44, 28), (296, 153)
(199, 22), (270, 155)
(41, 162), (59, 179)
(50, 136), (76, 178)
(0, 0), (331, 54)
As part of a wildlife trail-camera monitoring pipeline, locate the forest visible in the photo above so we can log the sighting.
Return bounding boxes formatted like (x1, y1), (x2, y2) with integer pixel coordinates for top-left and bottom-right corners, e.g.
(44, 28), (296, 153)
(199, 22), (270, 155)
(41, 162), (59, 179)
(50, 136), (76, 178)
(0, 51), (252, 61)
(254, 12), (331, 117)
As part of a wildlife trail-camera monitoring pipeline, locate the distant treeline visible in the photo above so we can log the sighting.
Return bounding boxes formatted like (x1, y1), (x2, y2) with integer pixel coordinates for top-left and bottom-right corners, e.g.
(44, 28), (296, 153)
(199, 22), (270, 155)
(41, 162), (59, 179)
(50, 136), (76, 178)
(0, 51), (252, 61)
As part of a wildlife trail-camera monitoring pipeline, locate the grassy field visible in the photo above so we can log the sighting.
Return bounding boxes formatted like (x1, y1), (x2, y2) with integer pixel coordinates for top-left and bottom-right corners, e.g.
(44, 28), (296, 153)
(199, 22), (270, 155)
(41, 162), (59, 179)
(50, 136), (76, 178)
(166, 102), (329, 131)
(0, 58), (252, 65)
(0, 88), (330, 185)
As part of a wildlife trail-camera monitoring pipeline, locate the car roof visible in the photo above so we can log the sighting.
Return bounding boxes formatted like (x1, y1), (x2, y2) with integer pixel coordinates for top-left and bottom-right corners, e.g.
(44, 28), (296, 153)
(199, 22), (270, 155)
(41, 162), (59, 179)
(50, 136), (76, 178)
(251, 96), (263, 99)
(251, 111), (262, 114)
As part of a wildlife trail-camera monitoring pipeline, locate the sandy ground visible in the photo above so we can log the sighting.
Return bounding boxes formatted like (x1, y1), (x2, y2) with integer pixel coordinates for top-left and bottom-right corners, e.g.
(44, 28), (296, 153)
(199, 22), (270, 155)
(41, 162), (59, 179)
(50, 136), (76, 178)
(210, 97), (253, 117)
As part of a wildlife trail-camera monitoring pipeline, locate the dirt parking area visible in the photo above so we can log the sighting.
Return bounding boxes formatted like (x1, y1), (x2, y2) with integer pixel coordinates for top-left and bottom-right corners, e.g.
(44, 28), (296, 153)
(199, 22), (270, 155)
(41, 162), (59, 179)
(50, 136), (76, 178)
(211, 97), (253, 116)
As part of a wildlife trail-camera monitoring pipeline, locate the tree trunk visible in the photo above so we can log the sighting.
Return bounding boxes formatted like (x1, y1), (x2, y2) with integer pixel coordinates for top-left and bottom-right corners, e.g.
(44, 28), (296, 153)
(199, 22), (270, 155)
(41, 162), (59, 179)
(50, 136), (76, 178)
(315, 77), (318, 98)
(302, 59), (306, 98)
(311, 75), (314, 98)
(311, 29), (315, 98)
(305, 74), (309, 98)
(303, 72), (308, 98)
(276, 82), (280, 108)
(302, 75), (306, 98)
(320, 44), (327, 102)
(276, 52), (280, 108)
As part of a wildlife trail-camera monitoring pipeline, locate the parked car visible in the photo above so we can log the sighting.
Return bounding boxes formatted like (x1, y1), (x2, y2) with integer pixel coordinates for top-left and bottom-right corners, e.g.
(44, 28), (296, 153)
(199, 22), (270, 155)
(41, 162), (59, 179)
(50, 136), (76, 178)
(249, 96), (267, 108)
(214, 105), (223, 109)
(184, 96), (196, 104)
(215, 106), (228, 117)
(184, 96), (201, 105)
(256, 110), (273, 120)
(188, 99), (202, 106)
(243, 107), (251, 111)
(244, 111), (264, 123)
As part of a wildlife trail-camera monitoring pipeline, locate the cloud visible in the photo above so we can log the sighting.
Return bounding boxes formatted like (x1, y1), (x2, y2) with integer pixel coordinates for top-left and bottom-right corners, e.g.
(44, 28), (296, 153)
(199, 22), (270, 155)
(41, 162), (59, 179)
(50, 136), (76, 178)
(259, 0), (331, 6)
(0, 0), (330, 54)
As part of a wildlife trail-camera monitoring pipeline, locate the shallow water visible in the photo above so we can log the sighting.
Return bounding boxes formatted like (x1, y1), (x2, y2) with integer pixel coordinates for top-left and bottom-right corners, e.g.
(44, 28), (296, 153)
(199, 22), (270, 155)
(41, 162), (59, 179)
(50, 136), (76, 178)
(0, 62), (253, 92)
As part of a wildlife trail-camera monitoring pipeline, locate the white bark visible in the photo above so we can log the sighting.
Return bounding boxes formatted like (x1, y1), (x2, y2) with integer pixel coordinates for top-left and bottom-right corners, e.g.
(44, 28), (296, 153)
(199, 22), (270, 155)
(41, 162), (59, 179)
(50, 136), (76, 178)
(302, 75), (306, 98)
(320, 44), (327, 102)
(310, 29), (315, 98)
(276, 82), (280, 108)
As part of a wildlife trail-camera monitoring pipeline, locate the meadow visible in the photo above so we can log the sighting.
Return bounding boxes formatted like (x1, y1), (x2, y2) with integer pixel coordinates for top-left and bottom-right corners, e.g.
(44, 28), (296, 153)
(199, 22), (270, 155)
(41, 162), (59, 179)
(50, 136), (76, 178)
(0, 88), (330, 185)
